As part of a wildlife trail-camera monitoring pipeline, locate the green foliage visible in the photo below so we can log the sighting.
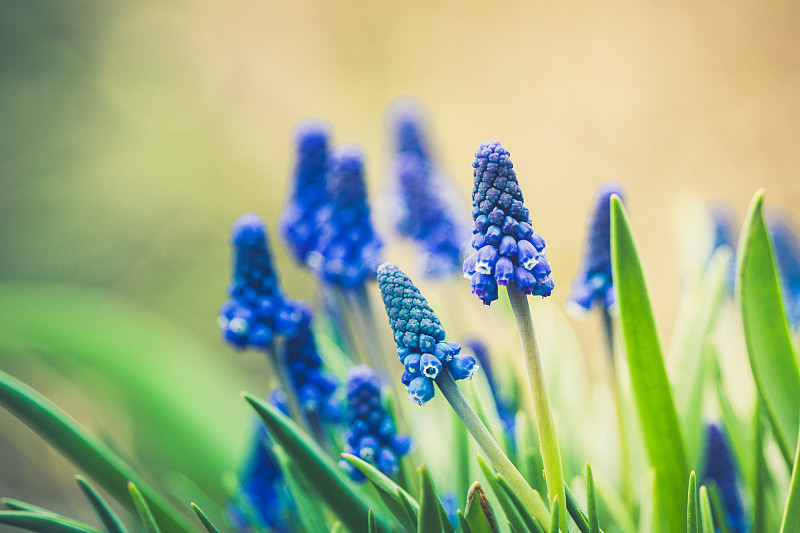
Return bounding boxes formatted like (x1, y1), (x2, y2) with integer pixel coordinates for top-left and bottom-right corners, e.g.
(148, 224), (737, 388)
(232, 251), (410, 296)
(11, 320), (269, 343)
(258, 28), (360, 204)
(464, 482), (499, 533)
(75, 476), (128, 533)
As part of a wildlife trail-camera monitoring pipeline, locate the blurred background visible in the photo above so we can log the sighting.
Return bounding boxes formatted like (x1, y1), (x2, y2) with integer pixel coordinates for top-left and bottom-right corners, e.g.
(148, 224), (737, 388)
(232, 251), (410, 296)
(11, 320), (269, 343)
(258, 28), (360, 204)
(2, 0), (800, 523)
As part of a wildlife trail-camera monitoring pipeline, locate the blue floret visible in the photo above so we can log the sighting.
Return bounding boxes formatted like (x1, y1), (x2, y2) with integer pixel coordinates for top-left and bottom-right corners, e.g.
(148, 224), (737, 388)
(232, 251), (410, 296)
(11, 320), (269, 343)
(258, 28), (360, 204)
(377, 262), (478, 405)
(339, 365), (412, 481)
(306, 145), (383, 289)
(464, 141), (553, 305)
(702, 424), (748, 532)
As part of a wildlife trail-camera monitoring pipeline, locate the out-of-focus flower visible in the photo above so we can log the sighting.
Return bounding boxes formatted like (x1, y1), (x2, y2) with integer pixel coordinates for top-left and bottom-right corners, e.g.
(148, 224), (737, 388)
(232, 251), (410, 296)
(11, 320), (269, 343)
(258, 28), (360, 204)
(282, 317), (343, 423)
(768, 213), (800, 328)
(568, 183), (624, 311)
(464, 141), (553, 305)
(702, 424), (747, 533)
(306, 145), (383, 289)
(340, 365), (412, 481)
(218, 213), (307, 350)
(390, 106), (466, 277)
(279, 121), (330, 263)
(465, 339), (516, 439)
(377, 262), (478, 405)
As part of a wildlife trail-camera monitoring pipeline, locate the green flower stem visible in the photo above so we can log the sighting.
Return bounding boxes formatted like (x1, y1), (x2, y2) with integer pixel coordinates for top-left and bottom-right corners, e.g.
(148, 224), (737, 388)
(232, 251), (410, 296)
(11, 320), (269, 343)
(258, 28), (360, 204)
(436, 368), (551, 529)
(506, 286), (567, 532)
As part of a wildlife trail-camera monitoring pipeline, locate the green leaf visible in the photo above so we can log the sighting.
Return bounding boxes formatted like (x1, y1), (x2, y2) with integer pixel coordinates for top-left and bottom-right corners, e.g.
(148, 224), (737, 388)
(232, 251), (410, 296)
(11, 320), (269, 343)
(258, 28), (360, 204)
(396, 489), (419, 531)
(0, 512), (101, 533)
(585, 464), (600, 533)
(736, 190), (800, 466)
(340, 451), (419, 531)
(687, 471), (698, 533)
(610, 195), (688, 532)
(562, 485), (589, 533)
(592, 471), (635, 533)
(780, 420), (800, 532)
(75, 476), (128, 533)
(476, 454), (531, 533)
(273, 445), (329, 533)
(368, 509), (377, 533)
(457, 510), (472, 533)
(705, 484), (731, 533)
(0, 369), (197, 533)
(128, 483), (162, 533)
(242, 393), (390, 533)
(548, 496), (559, 533)
(464, 482), (499, 533)
(417, 465), (443, 533)
(698, 486), (714, 533)
(496, 475), (544, 533)
(189, 504), (220, 533)
(0, 499), (63, 516)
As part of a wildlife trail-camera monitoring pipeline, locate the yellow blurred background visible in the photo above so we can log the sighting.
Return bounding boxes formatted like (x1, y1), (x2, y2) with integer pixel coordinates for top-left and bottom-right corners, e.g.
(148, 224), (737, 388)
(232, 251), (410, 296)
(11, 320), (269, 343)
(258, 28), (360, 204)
(2, 0), (799, 517)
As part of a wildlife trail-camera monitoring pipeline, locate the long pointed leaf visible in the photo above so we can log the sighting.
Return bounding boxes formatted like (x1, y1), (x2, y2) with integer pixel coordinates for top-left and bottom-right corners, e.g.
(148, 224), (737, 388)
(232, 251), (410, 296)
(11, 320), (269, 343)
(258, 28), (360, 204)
(0, 512), (101, 533)
(780, 420), (800, 532)
(128, 483), (162, 533)
(417, 466), (444, 533)
(497, 475), (544, 533)
(0, 369), (197, 533)
(698, 487), (714, 533)
(75, 476), (128, 533)
(687, 471), (698, 533)
(243, 393), (391, 533)
(273, 445), (329, 533)
(476, 454), (531, 533)
(189, 504), (220, 533)
(464, 482), (499, 533)
(737, 190), (800, 465)
(610, 195), (688, 532)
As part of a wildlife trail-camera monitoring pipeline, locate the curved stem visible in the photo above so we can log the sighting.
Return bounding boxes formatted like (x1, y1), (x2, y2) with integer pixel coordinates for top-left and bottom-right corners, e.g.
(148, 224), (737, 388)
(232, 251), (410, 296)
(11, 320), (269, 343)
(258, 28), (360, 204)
(506, 286), (567, 532)
(436, 369), (550, 529)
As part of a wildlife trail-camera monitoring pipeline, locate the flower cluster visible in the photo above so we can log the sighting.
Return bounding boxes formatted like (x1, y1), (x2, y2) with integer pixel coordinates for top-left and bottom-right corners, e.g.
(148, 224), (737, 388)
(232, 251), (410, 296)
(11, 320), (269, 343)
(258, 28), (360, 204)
(279, 122), (330, 263)
(702, 424), (747, 532)
(568, 183), (623, 311)
(306, 145), (383, 289)
(219, 213), (307, 350)
(282, 318), (342, 422)
(340, 365), (412, 481)
(464, 141), (553, 305)
(377, 262), (478, 405)
(391, 108), (465, 277)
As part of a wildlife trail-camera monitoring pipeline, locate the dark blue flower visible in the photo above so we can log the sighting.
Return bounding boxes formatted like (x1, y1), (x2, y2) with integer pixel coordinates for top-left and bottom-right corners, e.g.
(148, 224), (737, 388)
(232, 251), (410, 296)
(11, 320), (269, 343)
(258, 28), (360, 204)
(339, 365), (412, 481)
(768, 213), (800, 328)
(279, 121), (330, 263)
(219, 213), (308, 350)
(568, 183), (624, 311)
(702, 424), (747, 533)
(306, 145), (383, 289)
(377, 262), (478, 405)
(464, 141), (553, 305)
(282, 317), (343, 423)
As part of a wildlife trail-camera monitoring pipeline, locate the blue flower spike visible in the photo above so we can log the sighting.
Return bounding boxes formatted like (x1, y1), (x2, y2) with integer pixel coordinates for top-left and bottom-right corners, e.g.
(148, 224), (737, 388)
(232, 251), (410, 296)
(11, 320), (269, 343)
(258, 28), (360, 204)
(568, 182), (624, 312)
(306, 144), (383, 289)
(279, 121), (331, 263)
(377, 262), (478, 405)
(219, 213), (307, 350)
(464, 141), (553, 305)
(702, 424), (748, 532)
(340, 365), (412, 481)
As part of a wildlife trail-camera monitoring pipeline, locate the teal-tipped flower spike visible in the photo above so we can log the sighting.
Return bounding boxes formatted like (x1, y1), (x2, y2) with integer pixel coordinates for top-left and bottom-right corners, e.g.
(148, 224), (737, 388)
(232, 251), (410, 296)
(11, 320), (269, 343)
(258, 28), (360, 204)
(464, 141), (553, 305)
(377, 262), (478, 405)
(568, 183), (624, 311)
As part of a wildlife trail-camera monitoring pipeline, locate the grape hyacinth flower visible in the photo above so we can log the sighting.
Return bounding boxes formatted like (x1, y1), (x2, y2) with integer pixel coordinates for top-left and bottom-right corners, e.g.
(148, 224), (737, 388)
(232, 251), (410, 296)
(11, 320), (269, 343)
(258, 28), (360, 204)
(306, 145), (383, 289)
(218, 213), (307, 350)
(464, 141), (553, 305)
(282, 317), (343, 422)
(377, 262), (477, 405)
(279, 121), (330, 263)
(340, 365), (412, 481)
(568, 183), (624, 311)
(768, 213), (800, 328)
(702, 424), (747, 532)
(390, 107), (466, 277)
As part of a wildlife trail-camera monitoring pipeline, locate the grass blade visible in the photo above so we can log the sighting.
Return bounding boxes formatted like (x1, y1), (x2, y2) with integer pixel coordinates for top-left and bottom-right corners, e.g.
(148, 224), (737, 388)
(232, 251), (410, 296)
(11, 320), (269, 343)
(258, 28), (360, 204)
(497, 475), (544, 533)
(548, 496), (559, 533)
(464, 482), (499, 533)
(368, 509), (377, 533)
(562, 485), (589, 533)
(457, 510), (473, 533)
(0, 512), (101, 533)
(476, 454), (533, 533)
(585, 464), (600, 533)
(128, 483), (162, 533)
(687, 471), (698, 533)
(417, 465), (444, 533)
(698, 486), (714, 533)
(243, 393), (390, 533)
(0, 369), (197, 533)
(610, 195), (688, 532)
(736, 190), (800, 465)
(75, 476), (128, 533)
(189, 504), (220, 533)
(780, 420), (800, 532)
(273, 444), (329, 533)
